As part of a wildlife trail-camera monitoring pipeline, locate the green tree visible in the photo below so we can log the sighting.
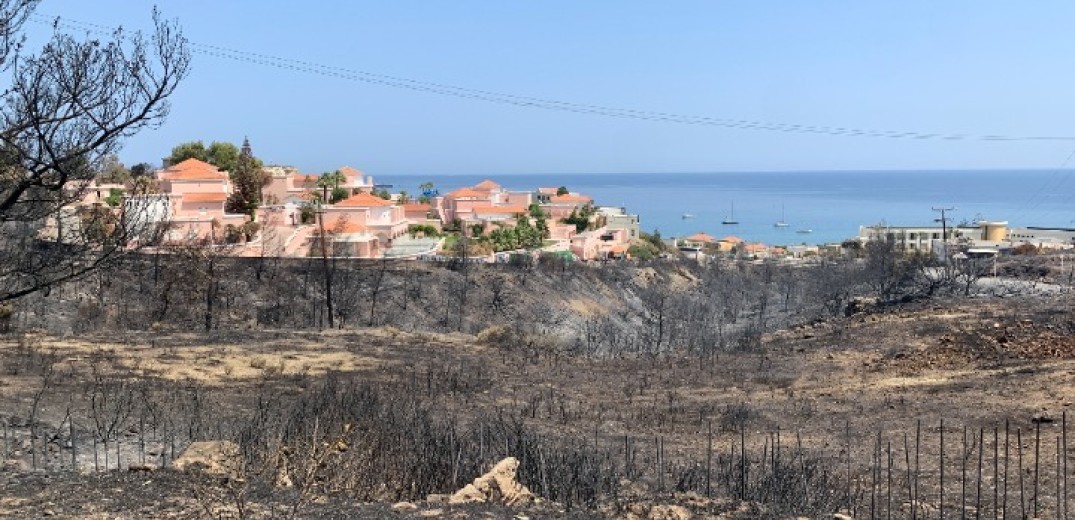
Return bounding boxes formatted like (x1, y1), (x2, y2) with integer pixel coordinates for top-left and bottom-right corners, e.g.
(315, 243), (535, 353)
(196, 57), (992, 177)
(556, 186), (569, 196)
(167, 140), (243, 172)
(330, 187), (349, 204)
(103, 188), (124, 207)
(315, 170), (347, 203)
(317, 170), (345, 190)
(398, 190), (410, 204)
(206, 141), (241, 173)
(535, 216), (549, 240)
(167, 140), (207, 164)
(628, 243), (657, 260)
(641, 229), (667, 251)
(129, 162), (154, 178)
(225, 145), (267, 216)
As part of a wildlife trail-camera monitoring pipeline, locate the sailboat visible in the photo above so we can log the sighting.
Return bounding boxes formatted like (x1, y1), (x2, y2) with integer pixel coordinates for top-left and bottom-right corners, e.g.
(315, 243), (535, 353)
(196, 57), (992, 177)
(774, 204), (790, 228)
(721, 202), (739, 225)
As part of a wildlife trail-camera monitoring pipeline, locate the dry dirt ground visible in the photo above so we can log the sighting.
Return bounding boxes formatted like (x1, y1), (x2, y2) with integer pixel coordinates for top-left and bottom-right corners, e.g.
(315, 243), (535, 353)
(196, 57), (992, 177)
(1, 294), (1074, 518)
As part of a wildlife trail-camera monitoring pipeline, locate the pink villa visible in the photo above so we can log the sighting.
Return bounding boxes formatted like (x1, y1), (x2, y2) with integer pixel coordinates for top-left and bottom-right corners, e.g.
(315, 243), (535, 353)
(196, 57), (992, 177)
(744, 243), (770, 259)
(542, 193), (593, 220)
(156, 158), (246, 241)
(716, 235), (744, 252)
(312, 221), (380, 258)
(680, 232), (718, 248)
(440, 187), (491, 224)
(262, 166), (320, 205)
(318, 191), (408, 244)
(337, 166), (375, 192)
(570, 227), (630, 261)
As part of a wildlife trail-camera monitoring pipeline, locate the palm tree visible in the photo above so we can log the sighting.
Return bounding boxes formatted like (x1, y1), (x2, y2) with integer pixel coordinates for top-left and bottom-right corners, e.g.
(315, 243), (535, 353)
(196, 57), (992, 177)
(316, 170), (348, 203)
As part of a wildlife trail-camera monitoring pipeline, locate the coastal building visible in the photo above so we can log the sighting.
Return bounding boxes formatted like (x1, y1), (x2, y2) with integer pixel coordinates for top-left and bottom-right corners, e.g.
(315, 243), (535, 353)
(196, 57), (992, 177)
(597, 206), (640, 239)
(570, 226), (630, 261)
(262, 166), (319, 205)
(156, 158), (247, 241)
(1006, 226), (1075, 248)
(442, 187), (492, 224)
(716, 235), (744, 253)
(856, 224), (978, 252)
(857, 220), (1075, 252)
(338, 166), (375, 192)
(678, 232), (717, 250)
(541, 192), (593, 220)
(311, 221), (380, 258)
(744, 243), (771, 259)
(321, 192), (408, 243)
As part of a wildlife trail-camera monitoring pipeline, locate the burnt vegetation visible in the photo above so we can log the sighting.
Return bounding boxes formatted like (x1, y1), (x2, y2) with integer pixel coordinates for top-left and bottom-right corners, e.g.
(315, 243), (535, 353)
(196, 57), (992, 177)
(3, 236), (1075, 517)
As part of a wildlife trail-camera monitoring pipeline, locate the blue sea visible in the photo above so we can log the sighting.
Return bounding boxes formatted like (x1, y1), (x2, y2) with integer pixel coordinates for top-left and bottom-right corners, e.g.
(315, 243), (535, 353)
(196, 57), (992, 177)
(388, 170), (1075, 246)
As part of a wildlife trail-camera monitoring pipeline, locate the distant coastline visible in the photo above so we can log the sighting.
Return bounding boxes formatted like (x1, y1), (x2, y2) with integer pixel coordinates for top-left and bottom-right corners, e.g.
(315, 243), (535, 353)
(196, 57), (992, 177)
(390, 170), (1074, 246)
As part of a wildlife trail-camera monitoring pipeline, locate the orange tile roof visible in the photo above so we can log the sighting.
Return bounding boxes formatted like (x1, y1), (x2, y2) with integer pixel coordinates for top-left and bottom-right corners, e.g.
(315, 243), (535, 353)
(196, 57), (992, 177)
(550, 194), (592, 203)
(290, 173), (321, 186)
(473, 179), (501, 191)
(338, 166), (365, 178)
(685, 232), (717, 243)
(745, 243), (768, 252)
(538, 187), (559, 195)
(182, 192), (228, 203)
(401, 203), (432, 211)
(473, 205), (528, 215)
(335, 192), (392, 207)
(719, 235), (744, 243)
(609, 245), (628, 254)
(160, 158), (228, 181)
(446, 188), (489, 199)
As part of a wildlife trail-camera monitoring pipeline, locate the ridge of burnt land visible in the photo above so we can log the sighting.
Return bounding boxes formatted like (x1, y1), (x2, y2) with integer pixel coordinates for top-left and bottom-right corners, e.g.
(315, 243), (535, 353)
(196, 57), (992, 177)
(2, 255), (1074, 518)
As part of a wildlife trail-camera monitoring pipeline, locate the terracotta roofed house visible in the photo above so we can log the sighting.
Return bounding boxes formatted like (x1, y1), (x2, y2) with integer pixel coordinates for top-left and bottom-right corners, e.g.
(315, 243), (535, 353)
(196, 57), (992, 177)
(156, 158), (247, 241)
(319, 191), (407, 250)
(473, 179), (502, 191)
(158, 158), (230, 195)
(312, 220), (381, 258)
(338, 165), (375, 192)
(401, 202), (434, 223)
(543, 192), (593, 220)
(713, 235), (744, 252)
(443, 187), (492, 224)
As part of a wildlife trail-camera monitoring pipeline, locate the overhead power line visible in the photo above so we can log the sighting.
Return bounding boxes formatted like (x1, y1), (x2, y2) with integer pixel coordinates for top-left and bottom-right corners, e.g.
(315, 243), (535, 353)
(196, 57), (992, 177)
(27, 13), (1075, 143)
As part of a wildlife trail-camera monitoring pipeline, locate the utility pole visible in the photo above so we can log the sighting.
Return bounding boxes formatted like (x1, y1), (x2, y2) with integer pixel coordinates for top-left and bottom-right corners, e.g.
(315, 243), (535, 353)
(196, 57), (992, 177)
(316, 201), (334, 328)
(933, 206), (957, 264)
(932, 206), (957, 241)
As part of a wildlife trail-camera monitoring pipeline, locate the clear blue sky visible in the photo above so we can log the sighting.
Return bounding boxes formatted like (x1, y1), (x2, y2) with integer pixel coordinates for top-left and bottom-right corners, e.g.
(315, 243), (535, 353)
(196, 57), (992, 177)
(23, 1), (1075, 175)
